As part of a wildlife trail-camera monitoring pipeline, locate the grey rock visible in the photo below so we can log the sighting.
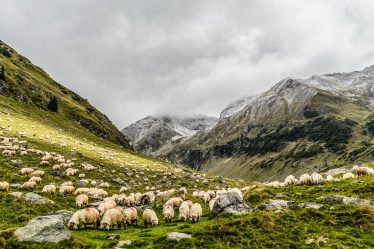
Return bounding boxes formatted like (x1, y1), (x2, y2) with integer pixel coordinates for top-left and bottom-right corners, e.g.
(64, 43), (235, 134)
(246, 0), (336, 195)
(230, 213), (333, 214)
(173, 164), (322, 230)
(295, 202), (323, 209)
(212, 191), (250, 216)
(10, 183), (21, 188)
(76, 179), (89, 187)
(24, 193), (54, 205)
(117, 240), (132, 247)
(9, 192), (23, 198)
(14, 215), (71, 243)
(48, 210), (74, 222)
(112, 178), (125, 185)
(258, 199), (290, 210)
(322, 195), (373, 207)
(166, 232), (192, 241)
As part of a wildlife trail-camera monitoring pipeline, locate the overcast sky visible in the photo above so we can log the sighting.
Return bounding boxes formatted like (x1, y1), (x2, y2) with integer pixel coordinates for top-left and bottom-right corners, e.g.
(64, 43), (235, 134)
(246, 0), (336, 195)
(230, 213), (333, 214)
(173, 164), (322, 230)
(1, 0), (374, 127)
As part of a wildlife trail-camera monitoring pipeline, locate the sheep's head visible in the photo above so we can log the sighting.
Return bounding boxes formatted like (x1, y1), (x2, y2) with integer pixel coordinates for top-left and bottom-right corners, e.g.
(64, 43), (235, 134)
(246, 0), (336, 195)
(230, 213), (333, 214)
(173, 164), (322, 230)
(68, 221), (78, 230)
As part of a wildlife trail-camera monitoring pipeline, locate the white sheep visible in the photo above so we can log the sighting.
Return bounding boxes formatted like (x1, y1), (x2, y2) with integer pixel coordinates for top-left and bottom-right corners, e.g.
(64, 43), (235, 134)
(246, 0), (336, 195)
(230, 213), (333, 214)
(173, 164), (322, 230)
(343, 172), (355, 179)
(88, 188), (108, 200)
(59, 185), (75, 195)
(68, 208), (100, 230)
(284, 175), (298, 186)
(124, 207), (138, 225)
(29, 176), (42, 184)
(162, 204), (174, 223)
(90, 180), (97, 187)
(98, 182), (110, 188)
(325, 175), (334, 182)
(61, 181), (74, 186)
(0, 181), (10, 192)
(311, 172), (323, 185)
(125, 194), (136, 206)
(190, 203), (202, 223)
(20, 181), (37, 191)
(209, 198), (217, 211)
(74, 188), (91, 195)
(19, 168), (34, 175)
(39, 161), (50, 166)
(143, 208), (158, 227)
(31, 170), (45, 177)
(42, 184), (56, 194)
(100, 207), (126, 230)
(165, 197), (184, 208)
(52, 165), (61, 171)
(299, 173), (312, 185)
(98, 199), (117, 215)
(179, 201), (190, 221)
(76, 194), (89, 208)
(119, 186), (128, 193)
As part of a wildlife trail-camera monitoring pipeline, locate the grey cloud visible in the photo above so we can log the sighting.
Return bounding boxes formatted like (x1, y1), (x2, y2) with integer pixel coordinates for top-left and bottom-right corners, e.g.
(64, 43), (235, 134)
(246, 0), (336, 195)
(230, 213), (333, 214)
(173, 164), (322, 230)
(1, 0), (374, 127)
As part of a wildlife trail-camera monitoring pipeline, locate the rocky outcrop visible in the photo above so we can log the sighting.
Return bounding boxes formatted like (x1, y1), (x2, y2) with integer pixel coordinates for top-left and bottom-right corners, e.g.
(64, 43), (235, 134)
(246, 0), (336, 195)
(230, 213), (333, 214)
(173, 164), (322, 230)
(257, 200), (323, 210)
(14, 215), (71, 243)
(166, 232), (192, 241)
(24, 193), (54, 205)
(211, 191), (250, 216)
(322, 195), (374, 207)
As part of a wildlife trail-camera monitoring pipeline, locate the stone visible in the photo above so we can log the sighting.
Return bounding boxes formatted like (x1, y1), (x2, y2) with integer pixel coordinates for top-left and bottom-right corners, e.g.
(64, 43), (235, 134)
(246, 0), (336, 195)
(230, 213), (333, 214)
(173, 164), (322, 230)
(117, 240), (132, 247)
(14, 215), (71, 243)
(296, 202), (323, 209)
(112, 178), (125, 185)
(76, 179), (89, 187)
(9, 192), (23, 198)
(24, 193), (54, 205)
(166, 232), (192, 241)
(212, 191), (250, 216)
(48, 210), (73, 222)
(257, 199), (290, 210)
(10, 183), (21, 188)
(107, 234), (120, 240)
(322, 195), (373, 207)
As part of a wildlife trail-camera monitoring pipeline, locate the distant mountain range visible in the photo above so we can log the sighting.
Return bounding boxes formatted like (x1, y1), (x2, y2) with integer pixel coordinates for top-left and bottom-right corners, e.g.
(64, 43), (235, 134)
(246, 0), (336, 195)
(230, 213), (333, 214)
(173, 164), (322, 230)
(124, 65), (374, 181)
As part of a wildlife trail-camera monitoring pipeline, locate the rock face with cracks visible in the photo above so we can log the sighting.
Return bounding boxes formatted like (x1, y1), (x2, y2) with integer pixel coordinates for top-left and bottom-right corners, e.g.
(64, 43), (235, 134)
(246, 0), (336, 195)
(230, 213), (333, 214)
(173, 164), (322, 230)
(211, 191), (250, 216)
(14, 215), (71, 243)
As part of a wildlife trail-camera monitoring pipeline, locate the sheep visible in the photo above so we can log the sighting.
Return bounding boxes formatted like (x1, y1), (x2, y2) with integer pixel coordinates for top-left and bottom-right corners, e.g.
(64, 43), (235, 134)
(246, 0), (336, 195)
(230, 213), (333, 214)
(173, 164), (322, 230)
(20, 181), (37, 191)
(209, 198), (217, 211)
(125, 194), (136, 206)
(119, 186), (128, 193)
(0, 181), (9, 192)
(61, 181), (73, 186)
(88, 188), (108, 200)
(202, 192), (212, 204)
(68, 208), (100, 230)
(100, 207), (127, 230)
(143, 209), (158, 228)
(325, 175), (334, 182)
(39, 161), (50, 166)
(76, 194), (89, 208)
(20, 151), (28, 156)
(78, 173), (85, 178)
(42, 154), (53, 161)
(284, 175), (298, 186)
(98, 199), (117, 215)
(19, 167), (34, 175)
(343, 172), (355, 179)
(31, 170), (45, 177)
(165, 197), (184, 208)
(29, 176), (42, 184)
(162, 204), (174, 223)
(299, 173), (312, 185)
(42, 184), (56, 194)
(52, 164), (61, 171)
(124, 207), (138, 225)
(117, 194), (127, 205)
(190, 203), (202, 223)
(74, 188), (91, 195)
(192, 191), (199, 197)
(179, 201), (190, 221)
(98, 182), (110, 188)
(66, 168), (78, 176)
(59, 185), (75, 195)
(353, 166), (374, 177)
(140, 191), (155, 205)
(310, 172), (323, 185)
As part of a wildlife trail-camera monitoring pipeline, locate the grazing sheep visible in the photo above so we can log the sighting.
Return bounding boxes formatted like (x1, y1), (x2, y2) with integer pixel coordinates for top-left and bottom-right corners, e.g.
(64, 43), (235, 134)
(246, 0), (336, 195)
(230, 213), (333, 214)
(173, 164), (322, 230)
(52, 165), (61, 171)
(42, 184), (56, 194)
(192, 191), (199, 197)
(59, 185), (75, 195)
(353, 166), (374, 177)
(179, 201), (190, 221)
(125, 194), (136, 206)
(140, 191), (155, 205)
(20, 181), (37, 191)
(90, 180), (97, 187)
(19, 167), (34, 175)
(74, 188), (91, 195)
(209, 198), (217, 211)
(31, 170), (45, 177)
(0, 181), (10, 192)
(143, 209), (158, 228)
(117, 194), (127, 205)
(162, 204), (174, 223)
(29, 176), (42, 184)
(325, 175), (334, 182)
(20, 151), (28, 156)
(310, 172), (323, 185)
(88, 188), (108, 200)
(284, 175), (298, 186)
(124, 207), (138, 225)
(299, 173), (312, 185)
(190, 203), (202, 223)
(78, 173), (85, 178)
(98, 182), (110, 188)
(39, 160), (50, 166)
(76, 194), (89, 208)
(343, 172), (355, 179)
(61, 181), (74, 186)
(100, 207), (126, 230)
(98, 199), (117, 215)
(68, 208), (100, 230)
(119, 186), (128, 193)
(66, 168), (78, 176)
(165, 197), (184, 208)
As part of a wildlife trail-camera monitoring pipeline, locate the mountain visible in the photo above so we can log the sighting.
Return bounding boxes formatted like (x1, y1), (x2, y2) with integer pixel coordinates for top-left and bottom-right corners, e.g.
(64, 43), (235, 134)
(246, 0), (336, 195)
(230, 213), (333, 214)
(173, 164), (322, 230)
(162, 66), (374, 181)
(219, 94), (259, 120)
(122, 115), (218, 155)
(0, 40), (130, 148)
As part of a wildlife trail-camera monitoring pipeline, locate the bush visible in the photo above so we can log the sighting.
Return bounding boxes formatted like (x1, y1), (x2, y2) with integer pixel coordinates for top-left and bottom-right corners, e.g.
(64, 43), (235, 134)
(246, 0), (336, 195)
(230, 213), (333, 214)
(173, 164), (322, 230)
(47, 96), (59, 112)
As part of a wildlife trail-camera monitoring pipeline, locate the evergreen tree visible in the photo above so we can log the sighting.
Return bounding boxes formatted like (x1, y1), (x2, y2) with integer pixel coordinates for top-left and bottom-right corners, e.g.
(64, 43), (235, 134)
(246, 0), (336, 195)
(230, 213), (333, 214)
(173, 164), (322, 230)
(47, 96), (59, 112)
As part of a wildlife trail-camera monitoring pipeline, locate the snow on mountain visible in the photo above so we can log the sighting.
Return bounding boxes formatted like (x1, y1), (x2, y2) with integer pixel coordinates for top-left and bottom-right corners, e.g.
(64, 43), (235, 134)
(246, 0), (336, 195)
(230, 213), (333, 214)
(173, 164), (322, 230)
(219, 95), (259, 120)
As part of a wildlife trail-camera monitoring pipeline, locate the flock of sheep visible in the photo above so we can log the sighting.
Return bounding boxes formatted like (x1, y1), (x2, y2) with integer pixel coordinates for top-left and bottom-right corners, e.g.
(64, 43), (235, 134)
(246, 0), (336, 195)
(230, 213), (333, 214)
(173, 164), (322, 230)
(0, 132), (374, 232)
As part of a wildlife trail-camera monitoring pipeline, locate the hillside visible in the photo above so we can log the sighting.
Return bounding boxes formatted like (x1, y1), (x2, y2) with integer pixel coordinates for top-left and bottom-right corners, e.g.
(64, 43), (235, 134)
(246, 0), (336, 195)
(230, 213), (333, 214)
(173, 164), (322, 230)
(0, 40), (130, 148)
(160, 68), (374, 181)
(122, 115), (217, 155)
(0, 43), (372, 249)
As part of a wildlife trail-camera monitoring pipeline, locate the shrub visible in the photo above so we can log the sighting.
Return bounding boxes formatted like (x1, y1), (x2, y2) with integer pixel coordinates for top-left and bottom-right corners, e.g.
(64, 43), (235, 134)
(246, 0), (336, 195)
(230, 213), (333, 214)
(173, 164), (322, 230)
(47, 96), (59, 112)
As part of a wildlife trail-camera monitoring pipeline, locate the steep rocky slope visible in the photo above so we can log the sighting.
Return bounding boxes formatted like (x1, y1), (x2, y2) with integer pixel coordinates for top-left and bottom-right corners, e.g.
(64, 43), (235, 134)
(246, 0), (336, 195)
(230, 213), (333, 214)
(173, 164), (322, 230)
(164, 66), (374, 181)
(122, 115), (217, 155)
(0, 40), (130, 148)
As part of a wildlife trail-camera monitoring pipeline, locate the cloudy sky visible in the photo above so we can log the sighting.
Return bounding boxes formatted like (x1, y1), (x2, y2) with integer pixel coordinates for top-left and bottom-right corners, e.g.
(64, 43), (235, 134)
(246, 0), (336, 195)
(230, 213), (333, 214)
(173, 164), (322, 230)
(1, 0), (374, 127)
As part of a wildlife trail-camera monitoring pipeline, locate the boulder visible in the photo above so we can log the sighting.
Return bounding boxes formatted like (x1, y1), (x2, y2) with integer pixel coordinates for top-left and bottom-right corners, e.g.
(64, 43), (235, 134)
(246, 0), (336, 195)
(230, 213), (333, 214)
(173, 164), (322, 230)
(24, 193), (54, 205)
(211, 191), (250, 216)
(9, 192), (23, 198)
(14, 215), (71, 243)
(76, 179), (89, 187)
(296, 202), (323, 209)
(117, 240), (132, 247)
(322, 195), (373, 207)
(257, 199), (290, 210)
(48, 210), (74, 222)
(107, 234), (120, 240)
(111, 178), (125, 185)
(166, 232), (192, 241)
